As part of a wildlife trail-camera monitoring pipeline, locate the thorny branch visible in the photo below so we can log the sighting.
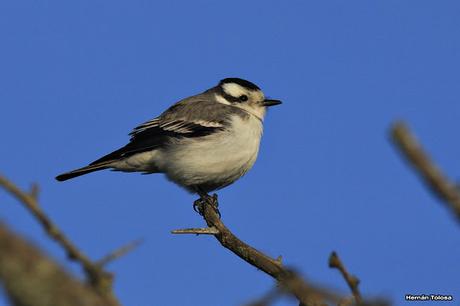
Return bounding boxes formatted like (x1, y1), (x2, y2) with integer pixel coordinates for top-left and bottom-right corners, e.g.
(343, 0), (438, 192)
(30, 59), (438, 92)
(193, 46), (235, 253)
(329, 251), (362, 305)
(390, 121), (460, 222)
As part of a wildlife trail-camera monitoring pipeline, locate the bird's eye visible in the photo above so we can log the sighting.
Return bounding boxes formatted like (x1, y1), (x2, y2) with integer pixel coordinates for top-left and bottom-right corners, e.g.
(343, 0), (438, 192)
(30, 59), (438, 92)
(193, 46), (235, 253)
(239, 95), (248, 102)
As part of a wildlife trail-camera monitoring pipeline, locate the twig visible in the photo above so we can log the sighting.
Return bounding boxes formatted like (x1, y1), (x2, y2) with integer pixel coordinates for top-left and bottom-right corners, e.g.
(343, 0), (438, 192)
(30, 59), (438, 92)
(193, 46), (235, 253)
(390, 121), (460, 221)
(171, 226), (219, 235)
(0, 174), (114, 295)
(97, 239), (143, 267)
(177, 198), (342, 306)
(329, 251), (362, 305)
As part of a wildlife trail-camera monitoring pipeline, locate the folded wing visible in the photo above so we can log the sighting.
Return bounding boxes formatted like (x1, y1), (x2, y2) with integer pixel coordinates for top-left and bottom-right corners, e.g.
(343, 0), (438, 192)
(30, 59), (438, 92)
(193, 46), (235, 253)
(90, 115), (225, 165)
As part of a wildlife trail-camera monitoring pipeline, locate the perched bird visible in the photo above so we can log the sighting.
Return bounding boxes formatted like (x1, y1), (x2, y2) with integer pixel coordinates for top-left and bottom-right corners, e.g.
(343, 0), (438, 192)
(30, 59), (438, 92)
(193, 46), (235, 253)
(56, 78), (281, 201)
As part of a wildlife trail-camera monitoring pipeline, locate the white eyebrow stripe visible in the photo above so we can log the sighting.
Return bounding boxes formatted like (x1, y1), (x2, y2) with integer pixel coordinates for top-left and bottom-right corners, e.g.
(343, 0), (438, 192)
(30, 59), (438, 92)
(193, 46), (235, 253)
(222, 83), (246, 97)
(215, 94), (231, 105)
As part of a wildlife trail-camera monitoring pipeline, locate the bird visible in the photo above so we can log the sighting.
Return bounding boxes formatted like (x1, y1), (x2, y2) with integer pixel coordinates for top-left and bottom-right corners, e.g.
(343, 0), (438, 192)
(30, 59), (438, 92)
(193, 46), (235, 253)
(56, 78), (281, 206)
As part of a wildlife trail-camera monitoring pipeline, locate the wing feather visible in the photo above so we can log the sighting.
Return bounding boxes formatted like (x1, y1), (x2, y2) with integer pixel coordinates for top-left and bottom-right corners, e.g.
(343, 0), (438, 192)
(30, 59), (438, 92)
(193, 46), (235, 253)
(90, 98), (237, 165)
(91, 119), (224, 165)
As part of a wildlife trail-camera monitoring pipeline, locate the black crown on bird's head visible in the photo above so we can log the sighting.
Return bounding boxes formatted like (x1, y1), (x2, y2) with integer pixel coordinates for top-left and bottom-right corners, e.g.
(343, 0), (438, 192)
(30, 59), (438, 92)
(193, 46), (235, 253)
(218, 78), (261, 91)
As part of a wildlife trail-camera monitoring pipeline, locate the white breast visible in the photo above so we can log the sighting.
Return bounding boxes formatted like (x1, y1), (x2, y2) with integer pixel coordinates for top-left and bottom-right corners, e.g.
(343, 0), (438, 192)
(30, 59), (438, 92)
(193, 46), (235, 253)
(158, 114), (263, 192)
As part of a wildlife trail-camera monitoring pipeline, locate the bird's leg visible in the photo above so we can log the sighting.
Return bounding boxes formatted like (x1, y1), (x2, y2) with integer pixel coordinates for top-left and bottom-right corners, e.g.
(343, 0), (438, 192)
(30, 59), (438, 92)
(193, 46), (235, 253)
(206, 193), (221, 218)
(210, 193), (218, 207)
(193, 190), (221, 218)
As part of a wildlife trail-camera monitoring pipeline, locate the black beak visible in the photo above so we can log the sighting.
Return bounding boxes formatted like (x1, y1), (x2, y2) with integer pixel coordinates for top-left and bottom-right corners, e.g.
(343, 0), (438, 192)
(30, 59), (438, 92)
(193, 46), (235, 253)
(262, 99), (282, 107)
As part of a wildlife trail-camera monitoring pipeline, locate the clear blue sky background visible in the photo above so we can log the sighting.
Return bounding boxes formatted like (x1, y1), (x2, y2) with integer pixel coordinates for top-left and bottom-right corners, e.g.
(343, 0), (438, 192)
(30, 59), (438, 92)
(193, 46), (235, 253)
(1, 1), (459, 306)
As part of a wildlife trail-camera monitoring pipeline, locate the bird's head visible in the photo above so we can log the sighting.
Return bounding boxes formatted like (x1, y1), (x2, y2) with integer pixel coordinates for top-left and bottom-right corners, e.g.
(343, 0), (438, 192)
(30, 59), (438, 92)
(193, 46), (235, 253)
(214, 78), (282, 120)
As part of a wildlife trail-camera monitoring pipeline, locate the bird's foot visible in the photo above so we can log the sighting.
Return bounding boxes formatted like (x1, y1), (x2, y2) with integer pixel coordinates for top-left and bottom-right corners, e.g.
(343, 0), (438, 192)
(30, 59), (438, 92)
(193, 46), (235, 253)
(192, 198), (204, 214)
(193, 193), (220, 218)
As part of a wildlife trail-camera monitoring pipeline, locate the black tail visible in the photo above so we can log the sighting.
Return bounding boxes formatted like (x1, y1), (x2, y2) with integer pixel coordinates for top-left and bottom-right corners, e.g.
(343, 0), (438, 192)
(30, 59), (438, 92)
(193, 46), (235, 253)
(56, 163), (110, 181)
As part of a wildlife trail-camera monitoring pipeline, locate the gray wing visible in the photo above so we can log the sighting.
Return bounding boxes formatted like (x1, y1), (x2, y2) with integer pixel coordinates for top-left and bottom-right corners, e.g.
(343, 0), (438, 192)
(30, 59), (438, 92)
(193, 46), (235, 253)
(90, 97), (232, 165)
(129, 94), (239, 136)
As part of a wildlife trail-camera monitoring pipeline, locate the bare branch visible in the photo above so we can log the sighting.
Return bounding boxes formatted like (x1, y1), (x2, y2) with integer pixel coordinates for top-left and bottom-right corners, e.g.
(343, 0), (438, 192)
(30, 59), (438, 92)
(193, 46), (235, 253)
(0, 223), (119, 306)
(390, 121), (460, 221)
(171, 226), (220, 235)
(0, 174), (114, 295)
(329, 251), (362, 304)
(97, 239), (143, 267)
(177, 198), (342, 306)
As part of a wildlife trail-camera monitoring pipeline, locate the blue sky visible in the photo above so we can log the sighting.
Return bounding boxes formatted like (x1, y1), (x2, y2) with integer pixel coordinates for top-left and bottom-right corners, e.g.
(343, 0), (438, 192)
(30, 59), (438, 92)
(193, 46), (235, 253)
(1, 1), (459, 305)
